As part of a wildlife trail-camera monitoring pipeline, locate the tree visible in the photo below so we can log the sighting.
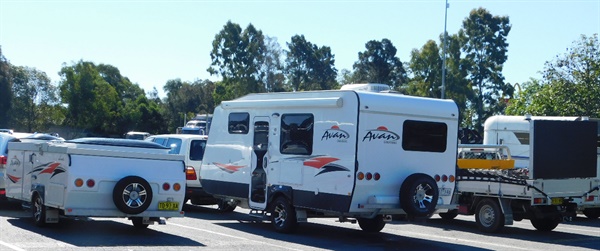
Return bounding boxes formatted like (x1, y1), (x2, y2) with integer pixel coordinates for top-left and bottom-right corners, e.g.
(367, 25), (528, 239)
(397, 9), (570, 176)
(285, 35), (337, 91)
(460, 8), (513, 132)
(0, 47), (11, 128)
(261, 36), (288, 92)
(352, 39), (407, 89)
(407, 40), (442, 97)
(208, 21), (266, 98)
(507, 34), (600, 117)
(162, 78), (217, 133)
(10, 66), (60, 132)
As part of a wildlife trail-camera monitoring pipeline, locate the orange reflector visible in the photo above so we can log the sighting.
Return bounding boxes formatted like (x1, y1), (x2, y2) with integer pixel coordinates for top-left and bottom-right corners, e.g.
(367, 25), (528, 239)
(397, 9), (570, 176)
(74, 178), (84, 187)
(173, 183), (181, 191)
(449, 175), (455, 183)
(357, 172), (365, 180)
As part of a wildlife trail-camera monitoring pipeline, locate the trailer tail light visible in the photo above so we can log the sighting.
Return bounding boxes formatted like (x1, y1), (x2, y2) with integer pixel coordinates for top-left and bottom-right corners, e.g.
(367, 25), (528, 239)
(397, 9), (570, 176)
(442, 175), (448, 182)
(434, 174), (455, 183)
(449, 175), (455, 183)
(533, 198), (546, 204)
(0, 155), (6, 165)
(585, 195), (596, 202)
(173, 183), (181, 191)
(373, 172), (380, 181)
(163, 183), (171, 191)
(74, 178), (84, 187)
(86, 179), (95, 188)
(186, 166), (197, 180)
(357, 172), (365, 180)
(366, 172), (373, 180)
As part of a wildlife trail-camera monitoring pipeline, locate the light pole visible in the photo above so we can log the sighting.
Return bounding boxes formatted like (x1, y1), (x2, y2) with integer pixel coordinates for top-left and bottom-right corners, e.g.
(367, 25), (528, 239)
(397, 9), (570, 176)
(441, 0), (449, 99)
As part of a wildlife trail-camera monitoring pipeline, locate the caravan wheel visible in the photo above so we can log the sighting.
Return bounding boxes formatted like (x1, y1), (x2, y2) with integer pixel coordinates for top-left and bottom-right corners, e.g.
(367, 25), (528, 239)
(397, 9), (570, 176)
(131, 217), (150, 229)
(270, 197), (297, 233)
(399, 174), (439, 217)
(217, 199), (236, 213)
(32, 194), (47, 227)
(530, 216), (560, 232)
(113, 176), (153, 214)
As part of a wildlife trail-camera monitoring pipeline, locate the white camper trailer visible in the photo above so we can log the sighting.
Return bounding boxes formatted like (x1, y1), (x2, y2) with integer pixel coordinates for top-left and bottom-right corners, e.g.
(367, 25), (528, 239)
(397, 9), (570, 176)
(5, 138), (186, 228)
(200, 90), (459, 233)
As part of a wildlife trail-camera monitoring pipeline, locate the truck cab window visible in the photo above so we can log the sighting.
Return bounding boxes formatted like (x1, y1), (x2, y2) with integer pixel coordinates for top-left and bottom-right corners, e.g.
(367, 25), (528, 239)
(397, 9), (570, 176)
(280, 114), (313, 155)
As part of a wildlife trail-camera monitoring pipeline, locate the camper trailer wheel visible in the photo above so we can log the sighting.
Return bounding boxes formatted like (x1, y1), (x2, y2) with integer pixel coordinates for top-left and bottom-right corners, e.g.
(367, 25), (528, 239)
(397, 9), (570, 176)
(399, 174), (439, 217)
(582, 208), (600, 219)
(131, 217), (150, 229)
(217, 199), (236, 213)
(475, 199), (504, 233)
(357, 215), (386, 233)
(530, 216), (560, 232)
(270, 197), (297, 233)
(32, 194), (47, 227)
(113, 176), (153, 214)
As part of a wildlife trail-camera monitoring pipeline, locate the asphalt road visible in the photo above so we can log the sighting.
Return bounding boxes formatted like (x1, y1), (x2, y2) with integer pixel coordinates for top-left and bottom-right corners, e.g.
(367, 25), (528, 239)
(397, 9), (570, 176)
(0, 201), (598, 251)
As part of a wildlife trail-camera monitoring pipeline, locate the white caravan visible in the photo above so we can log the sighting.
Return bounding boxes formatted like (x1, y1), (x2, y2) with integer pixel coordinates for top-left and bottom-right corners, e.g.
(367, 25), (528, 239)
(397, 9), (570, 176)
(200, 90), (458, 233)
(5, 138), (186, 228)
(483, 115), (600, 219)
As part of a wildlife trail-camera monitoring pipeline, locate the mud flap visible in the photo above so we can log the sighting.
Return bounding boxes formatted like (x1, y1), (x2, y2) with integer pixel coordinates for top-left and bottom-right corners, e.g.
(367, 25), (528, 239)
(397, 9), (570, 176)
(499, 198), (513, 226)
(45, 208), (59, 223)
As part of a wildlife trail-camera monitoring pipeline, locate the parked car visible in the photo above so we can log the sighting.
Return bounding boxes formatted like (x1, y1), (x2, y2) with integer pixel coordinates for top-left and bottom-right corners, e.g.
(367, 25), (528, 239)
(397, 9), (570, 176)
(146, 134), (235, 212)
(125, 131), (151, 140)
(1, 132), (63, 200)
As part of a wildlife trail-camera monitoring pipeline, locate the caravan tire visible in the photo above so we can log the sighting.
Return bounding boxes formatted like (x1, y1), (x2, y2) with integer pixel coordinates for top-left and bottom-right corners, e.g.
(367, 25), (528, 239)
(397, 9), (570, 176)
(582, 208), (600, 219)
(270, 197), (297, 233)
(358, 215), (386, 233)
(32, 194), (47, 227)
(439, 209), (459, 220)
(131, 217), (150, 229)
(113, 176), (153, 215)
(399, 174), (439, 217)
(217, 199), (236, 213)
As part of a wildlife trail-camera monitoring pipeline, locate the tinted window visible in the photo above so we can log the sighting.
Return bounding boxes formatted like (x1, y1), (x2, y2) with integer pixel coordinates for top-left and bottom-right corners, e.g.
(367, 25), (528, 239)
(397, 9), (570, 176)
(152, 137), (167, 146)
(280, 114), (313, 155)
(514, 132), (530, 144)
(402, 120), (447, 152)
(189, 140), (207, 160)
(229, 113), (250, 134)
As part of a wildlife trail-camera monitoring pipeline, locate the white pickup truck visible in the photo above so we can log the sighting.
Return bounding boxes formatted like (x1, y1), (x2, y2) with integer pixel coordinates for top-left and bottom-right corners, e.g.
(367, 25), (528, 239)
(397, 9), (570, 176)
(4, 138), (186, 228)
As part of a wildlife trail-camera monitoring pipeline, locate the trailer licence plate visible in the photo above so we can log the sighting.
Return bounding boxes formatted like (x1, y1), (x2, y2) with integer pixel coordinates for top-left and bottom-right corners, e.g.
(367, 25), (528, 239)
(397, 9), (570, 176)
(158, 201), (179, 211)
(439, 188), (452, 196)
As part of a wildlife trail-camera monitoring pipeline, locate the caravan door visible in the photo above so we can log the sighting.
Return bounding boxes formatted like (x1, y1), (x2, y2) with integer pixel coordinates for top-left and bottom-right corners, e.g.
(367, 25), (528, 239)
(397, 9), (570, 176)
(249, 116), (269, 210)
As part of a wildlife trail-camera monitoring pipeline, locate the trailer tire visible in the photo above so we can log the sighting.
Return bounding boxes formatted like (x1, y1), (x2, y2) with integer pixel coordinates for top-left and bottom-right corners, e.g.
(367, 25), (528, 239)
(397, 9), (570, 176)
(475, 198), (504, 233)
(131, 217), (150, 229)
(270, 196), (297, 233)
(582, 208), (600, 219)
(400, 174), (439, 217)
(32, 194), (47, 227)
(439, 209), (459, 220)
(358, 215), (386, 233)
(113, 176), (153, 215)
(530, 216), (560, 232)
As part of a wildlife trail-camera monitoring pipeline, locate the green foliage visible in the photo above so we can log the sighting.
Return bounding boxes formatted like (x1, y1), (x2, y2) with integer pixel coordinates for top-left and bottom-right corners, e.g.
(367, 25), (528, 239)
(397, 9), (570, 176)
(352, 39), (407, 88)
(0, 47), (11, 128)
(507, 34), (600, 117)
(208, 21), (266, 99)
(407, 40), (442, 97)
(285, 35), (338, 91)
(460, 8), (513, 132)
(9, 66), (61, 132)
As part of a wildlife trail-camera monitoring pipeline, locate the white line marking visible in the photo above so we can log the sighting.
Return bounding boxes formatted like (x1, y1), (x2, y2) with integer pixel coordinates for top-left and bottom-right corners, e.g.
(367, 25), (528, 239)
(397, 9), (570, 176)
(394, 230), (533, 250)
(169, 222), (303, 251)
(0, 240), (27, 251)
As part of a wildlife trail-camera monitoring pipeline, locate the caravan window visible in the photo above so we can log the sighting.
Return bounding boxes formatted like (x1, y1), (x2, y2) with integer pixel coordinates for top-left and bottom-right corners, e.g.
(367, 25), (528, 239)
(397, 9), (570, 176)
(513, 132), (529, 144)
(228, 113), (250, 134)
(280, 114), (314, 155)
(402, 120), (447, 153)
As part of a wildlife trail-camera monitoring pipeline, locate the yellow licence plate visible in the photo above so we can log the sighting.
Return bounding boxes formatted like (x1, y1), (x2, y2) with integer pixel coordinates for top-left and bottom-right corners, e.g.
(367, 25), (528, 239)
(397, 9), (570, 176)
(551, 198), (563, 205)
(158, 201), (179, 211)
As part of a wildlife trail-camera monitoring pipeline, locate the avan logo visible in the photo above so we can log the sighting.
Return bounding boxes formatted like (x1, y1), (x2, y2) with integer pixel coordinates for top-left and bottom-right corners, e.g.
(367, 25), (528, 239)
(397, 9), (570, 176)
(362, 126), (399, 144)
(321, 125), (349, 142)
(9, 155), (20, 166)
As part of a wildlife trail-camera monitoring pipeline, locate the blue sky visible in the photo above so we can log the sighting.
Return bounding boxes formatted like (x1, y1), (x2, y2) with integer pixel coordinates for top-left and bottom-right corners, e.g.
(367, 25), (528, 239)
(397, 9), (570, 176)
(1, 0), (599, 97)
